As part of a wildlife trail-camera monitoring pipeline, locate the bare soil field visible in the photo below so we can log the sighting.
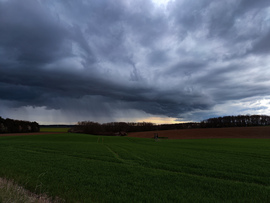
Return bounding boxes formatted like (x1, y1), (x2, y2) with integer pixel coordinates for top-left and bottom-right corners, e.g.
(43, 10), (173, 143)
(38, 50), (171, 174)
(128, 126), (270, 139)
(0, 132), (63, 137)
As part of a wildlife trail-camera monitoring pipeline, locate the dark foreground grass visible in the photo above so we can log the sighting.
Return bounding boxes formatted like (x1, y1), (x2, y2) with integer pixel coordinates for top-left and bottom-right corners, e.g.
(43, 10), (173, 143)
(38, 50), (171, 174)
(0, 133), (269, 202)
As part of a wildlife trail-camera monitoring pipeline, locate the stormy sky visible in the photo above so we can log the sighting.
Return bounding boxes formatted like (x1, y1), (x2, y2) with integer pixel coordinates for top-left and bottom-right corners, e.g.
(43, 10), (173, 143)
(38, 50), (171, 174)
(1, 0), (270, 124)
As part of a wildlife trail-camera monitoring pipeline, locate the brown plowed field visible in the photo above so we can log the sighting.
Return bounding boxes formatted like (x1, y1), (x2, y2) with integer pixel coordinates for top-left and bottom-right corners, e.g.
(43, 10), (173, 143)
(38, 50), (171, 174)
(0, 132), (63, 137)
(128, 126), (270, 139)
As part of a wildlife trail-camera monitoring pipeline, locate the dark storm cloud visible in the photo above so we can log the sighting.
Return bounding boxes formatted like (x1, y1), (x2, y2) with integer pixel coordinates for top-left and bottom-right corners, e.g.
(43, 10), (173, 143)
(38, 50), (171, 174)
(250, 31), (270, 54)
(1, 0), (270, 123)
(0, 0), (70, 67)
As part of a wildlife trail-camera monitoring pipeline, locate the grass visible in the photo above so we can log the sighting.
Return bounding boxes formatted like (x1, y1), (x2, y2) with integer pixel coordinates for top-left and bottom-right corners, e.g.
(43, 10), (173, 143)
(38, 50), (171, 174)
(0, 177), (34, 203)
(0, 133), (269, 202)
(0, 177), (59, 203)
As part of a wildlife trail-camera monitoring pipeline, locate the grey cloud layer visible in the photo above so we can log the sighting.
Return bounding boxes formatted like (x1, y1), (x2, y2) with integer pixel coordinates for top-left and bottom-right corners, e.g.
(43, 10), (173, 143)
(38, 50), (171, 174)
(1, 0), (270, 122)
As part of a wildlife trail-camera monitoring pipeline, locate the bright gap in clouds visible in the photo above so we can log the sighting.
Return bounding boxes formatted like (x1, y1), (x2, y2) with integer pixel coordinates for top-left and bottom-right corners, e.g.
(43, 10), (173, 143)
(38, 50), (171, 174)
(136, 117), (191, 124)
(152, 0), (171, 7)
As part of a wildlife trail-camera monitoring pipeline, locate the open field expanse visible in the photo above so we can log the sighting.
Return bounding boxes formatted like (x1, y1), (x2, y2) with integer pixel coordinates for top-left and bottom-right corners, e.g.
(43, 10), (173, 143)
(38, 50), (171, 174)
(0, 131), (270, 202)
(128, 126), (270, 139)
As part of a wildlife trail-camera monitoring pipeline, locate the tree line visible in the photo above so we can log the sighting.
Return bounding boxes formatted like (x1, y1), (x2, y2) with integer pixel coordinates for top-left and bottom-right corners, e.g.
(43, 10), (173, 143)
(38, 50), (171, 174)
(69, 121), (157, 135)
(69, 114), (270, 135)
(201, 115), (270, 128)
(0, 117), (40, 134)
(68, 121), (201, 135)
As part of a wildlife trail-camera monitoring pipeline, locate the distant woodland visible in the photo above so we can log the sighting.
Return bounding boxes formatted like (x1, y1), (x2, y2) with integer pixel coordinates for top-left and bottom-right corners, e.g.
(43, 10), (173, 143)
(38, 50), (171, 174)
(69, 115), (270, 135)
(0, 117), (39, 134)
(201, 115), (270, 128)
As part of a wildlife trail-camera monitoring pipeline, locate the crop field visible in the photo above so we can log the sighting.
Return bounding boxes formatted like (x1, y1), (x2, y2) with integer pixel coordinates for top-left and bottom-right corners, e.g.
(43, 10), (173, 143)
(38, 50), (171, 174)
(128, 126), (270, 139)
(0, 132), (270, 202)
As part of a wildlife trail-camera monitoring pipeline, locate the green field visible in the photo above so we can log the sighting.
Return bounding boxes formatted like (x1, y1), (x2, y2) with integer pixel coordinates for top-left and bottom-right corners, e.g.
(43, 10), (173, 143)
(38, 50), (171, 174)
(0, 133), (270, 202)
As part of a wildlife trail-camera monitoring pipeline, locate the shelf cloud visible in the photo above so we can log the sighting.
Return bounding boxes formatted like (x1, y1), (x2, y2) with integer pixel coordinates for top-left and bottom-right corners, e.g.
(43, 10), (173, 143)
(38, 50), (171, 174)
(1, 0), (270, 124)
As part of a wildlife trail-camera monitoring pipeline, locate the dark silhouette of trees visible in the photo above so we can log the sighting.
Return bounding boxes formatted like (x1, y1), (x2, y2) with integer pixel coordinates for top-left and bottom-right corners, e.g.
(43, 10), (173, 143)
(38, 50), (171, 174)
(70, 114), (270, 135)
(0, 117), (39, 134)
(70, 121), (132, 135)
(69, 121), (155, 135)
(69, 121), (201, 135)
(201, 115), (270, 128)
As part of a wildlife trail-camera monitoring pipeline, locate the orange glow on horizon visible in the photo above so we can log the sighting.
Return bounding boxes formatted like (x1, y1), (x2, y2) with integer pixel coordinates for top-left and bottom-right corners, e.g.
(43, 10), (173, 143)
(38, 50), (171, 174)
(135, 117), (190, 124)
